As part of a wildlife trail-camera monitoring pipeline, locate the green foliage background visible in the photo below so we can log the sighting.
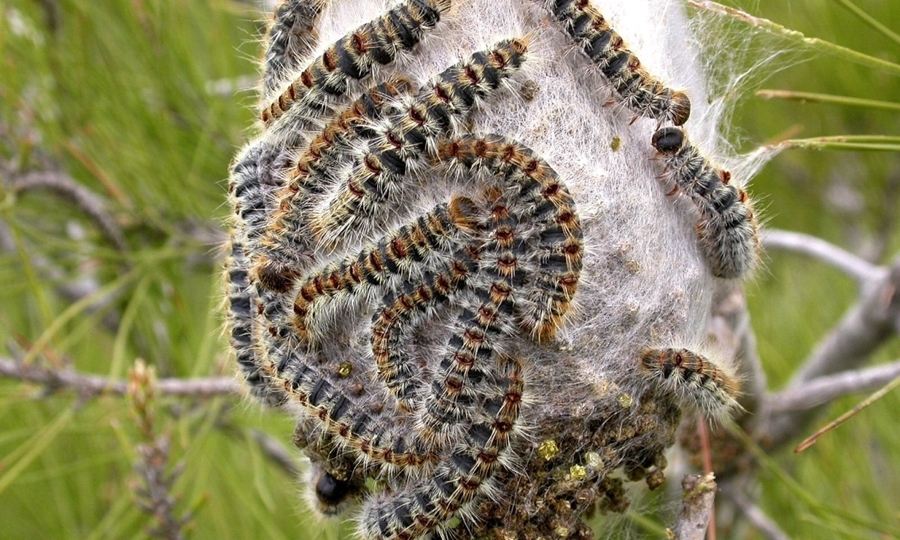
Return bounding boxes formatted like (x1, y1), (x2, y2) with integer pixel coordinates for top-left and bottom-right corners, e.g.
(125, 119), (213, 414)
(0, 0), (898, 538)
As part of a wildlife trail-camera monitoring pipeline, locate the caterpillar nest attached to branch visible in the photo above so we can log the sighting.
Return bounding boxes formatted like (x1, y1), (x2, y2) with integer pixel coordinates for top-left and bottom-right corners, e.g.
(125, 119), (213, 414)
(224, 0), (762, 538)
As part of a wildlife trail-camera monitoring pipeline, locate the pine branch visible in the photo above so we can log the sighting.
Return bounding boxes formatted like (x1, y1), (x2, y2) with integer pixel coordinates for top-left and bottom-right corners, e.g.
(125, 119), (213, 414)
(767, 360), (900, 412)
(761, 229), (883, 284)
(0, 357), (242, 399)
(6, 168), (128, 251)
(762, 256), (900, 447)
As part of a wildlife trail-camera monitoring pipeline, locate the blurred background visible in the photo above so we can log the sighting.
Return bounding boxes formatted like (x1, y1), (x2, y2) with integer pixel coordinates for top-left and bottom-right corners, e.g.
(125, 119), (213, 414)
(0, 0), (898, 538)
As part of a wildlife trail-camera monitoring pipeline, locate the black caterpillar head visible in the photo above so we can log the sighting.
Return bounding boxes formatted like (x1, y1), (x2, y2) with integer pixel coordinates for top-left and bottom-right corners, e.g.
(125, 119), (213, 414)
(652, 127), (684, 154)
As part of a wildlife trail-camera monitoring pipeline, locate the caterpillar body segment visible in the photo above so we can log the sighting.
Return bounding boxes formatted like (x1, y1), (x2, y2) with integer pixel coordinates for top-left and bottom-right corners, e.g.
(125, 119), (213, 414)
(639, 347), (741, 421)
(261, 0), (328, 100)
(224, 237), (287, 406)
(254, 79), (410, 292)
(313, 38), (530, 248)
(227, 147), (315, 407)
(254, 79), (415, 293)
(651, 127), (721, 198)
(261, 0), (450, 126)
(290, 78), (413, 196)
(291, 201), (478, 342)
(697, 185), (758, 279)
(547, 0), (691, 126)
(437, 136), (584, 341)
(358, 358), (524, 540)
(651, 127), (759, 279)
(279, 347), (443, 471)
(226, 139), (298, 404)
(229, 140), (299, 247)
(415, 272), (518, 445)
(371, 255), (477, 411)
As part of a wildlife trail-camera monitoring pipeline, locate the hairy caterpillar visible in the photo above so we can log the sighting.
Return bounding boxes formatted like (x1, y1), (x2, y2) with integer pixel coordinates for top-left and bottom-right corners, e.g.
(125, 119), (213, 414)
(261, 0), (450, 125)
(640, 347), (741, 420)
(548, 0), (691, 125)
(652, 127), (760, 279)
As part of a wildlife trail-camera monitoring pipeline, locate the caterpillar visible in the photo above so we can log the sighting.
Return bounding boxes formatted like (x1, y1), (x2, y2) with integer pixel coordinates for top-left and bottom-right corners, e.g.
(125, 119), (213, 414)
(640, 347), (741, 420)
(547, 0), (691, 125)
(261, 0), (450, 125)
(652, 127), (760, 279)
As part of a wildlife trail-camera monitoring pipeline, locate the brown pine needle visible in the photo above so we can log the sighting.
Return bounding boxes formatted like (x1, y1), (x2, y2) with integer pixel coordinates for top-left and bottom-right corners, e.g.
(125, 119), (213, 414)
(795, 373), (900, 453)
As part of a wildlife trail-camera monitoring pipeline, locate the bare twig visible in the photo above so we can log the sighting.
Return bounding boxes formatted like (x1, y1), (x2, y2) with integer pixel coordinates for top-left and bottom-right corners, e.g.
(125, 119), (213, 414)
(0, 357), (242, 398)
(763, 257), (900, 447)
(723, 488), (790, 540)
(1, 164), (129, 331)
(791, 256), (900, 383)
(761, 229), (883, 284)
(706, 281), (766, 413)
(673, 473), (717, 540)
(4, 354), (299, 482)
(8, 170), (128, 251)
(695, 420), (716, 540)
(767, 359), (900, 412)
